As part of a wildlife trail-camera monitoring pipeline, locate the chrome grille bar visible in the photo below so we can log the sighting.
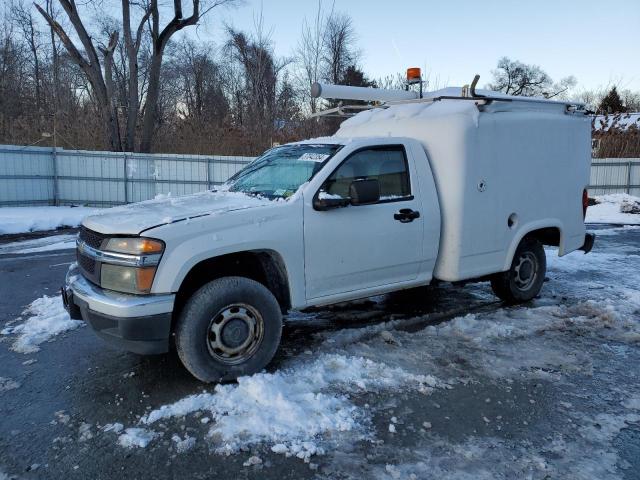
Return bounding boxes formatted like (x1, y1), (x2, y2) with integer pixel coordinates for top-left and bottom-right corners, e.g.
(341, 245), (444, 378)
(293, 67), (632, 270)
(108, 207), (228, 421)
(76, 239), (162, 267)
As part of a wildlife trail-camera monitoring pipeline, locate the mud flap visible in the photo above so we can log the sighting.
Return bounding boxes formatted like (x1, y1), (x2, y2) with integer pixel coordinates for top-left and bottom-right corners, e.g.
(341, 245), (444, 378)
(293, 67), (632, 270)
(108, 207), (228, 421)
(579, 233), (595, 254)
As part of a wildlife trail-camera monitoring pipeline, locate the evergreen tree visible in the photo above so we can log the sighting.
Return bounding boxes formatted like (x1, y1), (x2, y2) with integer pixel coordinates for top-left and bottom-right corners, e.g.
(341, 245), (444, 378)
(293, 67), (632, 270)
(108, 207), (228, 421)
(599, 87), (626, 114)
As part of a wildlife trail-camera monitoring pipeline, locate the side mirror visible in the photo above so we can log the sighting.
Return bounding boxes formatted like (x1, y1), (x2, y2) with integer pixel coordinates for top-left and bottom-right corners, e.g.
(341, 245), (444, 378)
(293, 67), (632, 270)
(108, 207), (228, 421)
(313, 191), (350, 211)
(349, 179), (380, 206)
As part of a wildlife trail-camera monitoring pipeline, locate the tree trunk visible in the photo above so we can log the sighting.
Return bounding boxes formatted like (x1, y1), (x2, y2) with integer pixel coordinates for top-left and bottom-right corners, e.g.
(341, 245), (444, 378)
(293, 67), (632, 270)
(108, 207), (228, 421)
(122, 0), (146, 152)
(139, 53), (162, 153)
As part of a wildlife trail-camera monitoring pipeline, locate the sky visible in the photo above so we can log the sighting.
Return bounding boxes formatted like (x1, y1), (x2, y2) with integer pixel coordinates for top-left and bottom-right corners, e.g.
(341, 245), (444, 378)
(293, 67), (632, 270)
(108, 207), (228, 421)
(196, 0), (640, 92)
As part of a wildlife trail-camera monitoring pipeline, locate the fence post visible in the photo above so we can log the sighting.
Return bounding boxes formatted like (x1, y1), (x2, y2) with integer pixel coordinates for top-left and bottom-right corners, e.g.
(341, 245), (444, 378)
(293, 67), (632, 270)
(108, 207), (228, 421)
(206, 157), (211, 190)
(627, 160), (632, 195)
(123, 152), (129, 204)
(52, 146), (59, 206)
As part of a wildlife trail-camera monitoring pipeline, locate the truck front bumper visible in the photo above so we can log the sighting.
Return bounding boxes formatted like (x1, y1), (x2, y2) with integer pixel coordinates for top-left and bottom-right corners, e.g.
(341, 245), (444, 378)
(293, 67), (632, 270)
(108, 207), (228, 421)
(62, 265), (175, 354)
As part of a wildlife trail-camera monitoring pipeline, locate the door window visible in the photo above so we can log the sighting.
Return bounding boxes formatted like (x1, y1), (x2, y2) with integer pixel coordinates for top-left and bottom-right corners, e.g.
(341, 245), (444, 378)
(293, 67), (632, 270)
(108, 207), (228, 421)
(321, 146), (411, 201)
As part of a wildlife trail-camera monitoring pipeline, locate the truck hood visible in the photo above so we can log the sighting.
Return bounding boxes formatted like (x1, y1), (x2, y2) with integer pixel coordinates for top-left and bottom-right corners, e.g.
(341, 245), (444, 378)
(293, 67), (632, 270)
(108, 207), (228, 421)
(82, 190), (274, 235)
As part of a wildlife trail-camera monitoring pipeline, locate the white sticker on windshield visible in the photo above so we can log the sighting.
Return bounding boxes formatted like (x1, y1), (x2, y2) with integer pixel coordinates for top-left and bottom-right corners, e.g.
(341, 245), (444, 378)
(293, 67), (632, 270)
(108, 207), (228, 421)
(299, 152), (329, 162)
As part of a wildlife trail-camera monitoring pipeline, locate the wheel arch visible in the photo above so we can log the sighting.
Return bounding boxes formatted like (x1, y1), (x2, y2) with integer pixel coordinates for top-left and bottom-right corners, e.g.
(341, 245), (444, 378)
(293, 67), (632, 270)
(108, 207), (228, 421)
(172, 250), (292, 329)
(502, 221), (563, 272)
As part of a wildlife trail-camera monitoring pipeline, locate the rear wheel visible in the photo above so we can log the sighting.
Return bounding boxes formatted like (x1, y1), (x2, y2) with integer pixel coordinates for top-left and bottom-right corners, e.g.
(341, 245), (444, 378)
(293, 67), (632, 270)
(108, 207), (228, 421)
(491, 237), (546, 304)
(175, 276), (282, 382)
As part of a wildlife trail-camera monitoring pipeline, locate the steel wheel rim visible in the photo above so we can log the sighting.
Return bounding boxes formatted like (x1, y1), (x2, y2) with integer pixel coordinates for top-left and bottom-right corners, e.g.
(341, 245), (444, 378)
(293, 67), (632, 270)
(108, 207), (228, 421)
(513, 251), (538, 291)
(207, 303), (264, 365)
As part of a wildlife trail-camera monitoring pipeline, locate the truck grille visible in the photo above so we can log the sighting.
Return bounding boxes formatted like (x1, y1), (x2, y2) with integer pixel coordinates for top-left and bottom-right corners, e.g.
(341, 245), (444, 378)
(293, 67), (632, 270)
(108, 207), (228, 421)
(77, 227), (104, 285)
(78, 252), (96, 274)
(79, 226), (107, 250)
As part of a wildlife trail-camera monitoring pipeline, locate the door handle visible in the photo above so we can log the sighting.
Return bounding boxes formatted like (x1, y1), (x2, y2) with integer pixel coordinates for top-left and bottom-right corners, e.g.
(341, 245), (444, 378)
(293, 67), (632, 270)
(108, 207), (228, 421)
(394, 208), (420, 223)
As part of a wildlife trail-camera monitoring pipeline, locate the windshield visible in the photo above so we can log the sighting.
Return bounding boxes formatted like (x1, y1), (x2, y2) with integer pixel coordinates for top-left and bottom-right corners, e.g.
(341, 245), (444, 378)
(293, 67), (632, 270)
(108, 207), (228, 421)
(227, 144), (341, 198)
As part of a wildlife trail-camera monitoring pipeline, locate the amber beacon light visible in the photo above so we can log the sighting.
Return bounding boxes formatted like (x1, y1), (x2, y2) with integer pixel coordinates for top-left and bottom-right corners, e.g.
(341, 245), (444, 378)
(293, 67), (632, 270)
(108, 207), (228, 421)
(406, 67), (422, 84)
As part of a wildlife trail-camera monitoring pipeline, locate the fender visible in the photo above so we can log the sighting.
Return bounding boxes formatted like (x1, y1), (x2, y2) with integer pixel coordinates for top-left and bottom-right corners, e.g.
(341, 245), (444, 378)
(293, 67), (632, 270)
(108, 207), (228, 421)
(502, 219), (564, 272)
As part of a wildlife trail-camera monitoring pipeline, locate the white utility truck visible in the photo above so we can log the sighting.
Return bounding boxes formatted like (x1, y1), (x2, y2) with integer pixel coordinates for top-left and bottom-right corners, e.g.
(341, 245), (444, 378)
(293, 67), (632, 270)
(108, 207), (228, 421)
(63, 73), (595, 382)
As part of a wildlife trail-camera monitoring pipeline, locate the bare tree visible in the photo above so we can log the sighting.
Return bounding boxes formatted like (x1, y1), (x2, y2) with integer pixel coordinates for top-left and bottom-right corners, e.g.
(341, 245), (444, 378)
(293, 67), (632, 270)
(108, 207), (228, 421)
(35, 0), (121, 150)
(488, 57), (576, 98)
(121, 0), (151, 151)
(322, 11), (357, 85)
(36, 0), (236, 152)
(295, 0), (325, 114)
(12, 1), (43, 115)
(140, 0), (237, 152)
(224, 25), (280, 149)
(175, 40), (227, 121)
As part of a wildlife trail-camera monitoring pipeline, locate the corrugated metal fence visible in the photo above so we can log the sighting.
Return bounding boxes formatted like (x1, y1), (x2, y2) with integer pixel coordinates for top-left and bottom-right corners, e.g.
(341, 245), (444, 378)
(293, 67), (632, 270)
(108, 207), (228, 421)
(589, 158), (640, 196)
(0, 144), (638, 206)
(0, 144), (254, 207)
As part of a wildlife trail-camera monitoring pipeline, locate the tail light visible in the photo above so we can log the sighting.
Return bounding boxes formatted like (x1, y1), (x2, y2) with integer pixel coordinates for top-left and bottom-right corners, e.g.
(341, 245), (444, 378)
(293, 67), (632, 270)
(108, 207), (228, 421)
(582, 189), (589, 220)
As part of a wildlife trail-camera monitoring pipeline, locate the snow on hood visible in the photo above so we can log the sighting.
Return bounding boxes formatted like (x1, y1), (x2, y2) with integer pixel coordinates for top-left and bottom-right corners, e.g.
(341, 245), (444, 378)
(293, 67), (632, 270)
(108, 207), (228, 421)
(82, 190), (273, 235)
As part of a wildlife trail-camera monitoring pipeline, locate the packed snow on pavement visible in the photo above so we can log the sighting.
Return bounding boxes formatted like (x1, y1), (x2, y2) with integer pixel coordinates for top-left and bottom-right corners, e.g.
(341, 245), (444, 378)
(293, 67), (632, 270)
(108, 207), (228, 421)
(587, 193), (640, 225)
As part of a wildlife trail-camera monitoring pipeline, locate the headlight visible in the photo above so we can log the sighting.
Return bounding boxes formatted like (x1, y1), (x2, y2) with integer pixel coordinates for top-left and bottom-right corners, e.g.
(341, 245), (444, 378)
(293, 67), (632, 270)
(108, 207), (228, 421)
(101, 264), (157, 294)
(98, 237), (164, 294)
(104, 237), (164, 254)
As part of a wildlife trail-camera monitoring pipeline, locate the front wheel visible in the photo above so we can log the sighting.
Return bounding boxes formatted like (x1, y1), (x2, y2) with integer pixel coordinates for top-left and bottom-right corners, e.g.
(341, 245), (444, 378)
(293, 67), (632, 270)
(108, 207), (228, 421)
(175, 276), (282, 382)
(491, 237), (546, 304)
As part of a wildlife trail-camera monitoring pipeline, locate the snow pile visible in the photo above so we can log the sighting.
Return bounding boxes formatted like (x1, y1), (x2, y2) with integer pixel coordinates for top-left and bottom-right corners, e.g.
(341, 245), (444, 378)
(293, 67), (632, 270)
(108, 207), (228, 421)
(102, 423), (124, 434)
(130, 354), (440, 459)
(172, 434), (196, 454)
(426, 298), (639, 348)
(0, 377), (20, 392)
(0, 234), (77, 255)
(1, 295), (83, 353)
(0, 206), (97, 235)
(117, 428), (158, 448)
(586, 193), (640, 225)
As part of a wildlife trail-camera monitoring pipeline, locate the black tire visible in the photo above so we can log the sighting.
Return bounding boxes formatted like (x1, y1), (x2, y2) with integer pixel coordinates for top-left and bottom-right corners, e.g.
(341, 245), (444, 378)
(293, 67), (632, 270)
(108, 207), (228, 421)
(490, 237), (546, 304)
(175, 276), (282, 383)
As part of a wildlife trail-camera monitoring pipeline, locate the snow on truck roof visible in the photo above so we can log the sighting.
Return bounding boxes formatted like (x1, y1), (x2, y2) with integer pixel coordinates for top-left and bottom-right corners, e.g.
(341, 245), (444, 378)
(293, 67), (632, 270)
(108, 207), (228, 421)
(293, 87), (588, 148)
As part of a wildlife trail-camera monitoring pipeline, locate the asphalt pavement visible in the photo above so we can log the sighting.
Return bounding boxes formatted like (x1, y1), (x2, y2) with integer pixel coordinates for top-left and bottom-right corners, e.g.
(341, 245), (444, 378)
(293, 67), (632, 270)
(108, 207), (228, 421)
(0, 226), (638, 479)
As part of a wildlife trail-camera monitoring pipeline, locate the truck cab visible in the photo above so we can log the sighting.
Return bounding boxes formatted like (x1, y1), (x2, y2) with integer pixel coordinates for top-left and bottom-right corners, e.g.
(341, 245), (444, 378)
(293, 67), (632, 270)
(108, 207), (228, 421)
(63, 86), (594, 382)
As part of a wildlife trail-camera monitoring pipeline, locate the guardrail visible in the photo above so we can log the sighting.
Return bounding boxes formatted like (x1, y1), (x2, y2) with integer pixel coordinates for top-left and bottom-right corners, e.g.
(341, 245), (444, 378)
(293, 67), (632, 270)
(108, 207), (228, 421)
(0, 144), (638, 206)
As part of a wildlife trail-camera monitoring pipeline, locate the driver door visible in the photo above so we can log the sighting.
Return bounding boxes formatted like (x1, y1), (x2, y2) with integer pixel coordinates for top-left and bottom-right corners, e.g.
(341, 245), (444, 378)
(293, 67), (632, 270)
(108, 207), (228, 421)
(303, 145), (424, 300)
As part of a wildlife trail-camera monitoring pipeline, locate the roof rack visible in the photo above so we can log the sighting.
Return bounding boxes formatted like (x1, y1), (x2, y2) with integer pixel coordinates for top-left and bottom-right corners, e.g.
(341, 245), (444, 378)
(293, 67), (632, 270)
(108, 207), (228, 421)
(310, 74), (586, 119)
(309, 103), (381, 118)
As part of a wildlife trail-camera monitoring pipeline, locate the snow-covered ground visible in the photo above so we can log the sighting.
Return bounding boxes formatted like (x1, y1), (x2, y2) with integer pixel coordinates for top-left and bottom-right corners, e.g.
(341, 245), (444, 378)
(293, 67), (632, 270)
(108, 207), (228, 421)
(1, 219), (639, 477)
(587, 193), (640, 225)
(0, 206), (97, 235)
(84, 226), (639, 478)
(1, 295), (82, 354)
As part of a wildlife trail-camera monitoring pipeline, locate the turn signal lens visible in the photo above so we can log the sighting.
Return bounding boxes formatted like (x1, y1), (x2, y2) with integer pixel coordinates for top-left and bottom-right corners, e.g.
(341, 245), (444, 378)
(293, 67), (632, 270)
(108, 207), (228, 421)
(104, 237), (164, 255)
(136, 267), (157, 292)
